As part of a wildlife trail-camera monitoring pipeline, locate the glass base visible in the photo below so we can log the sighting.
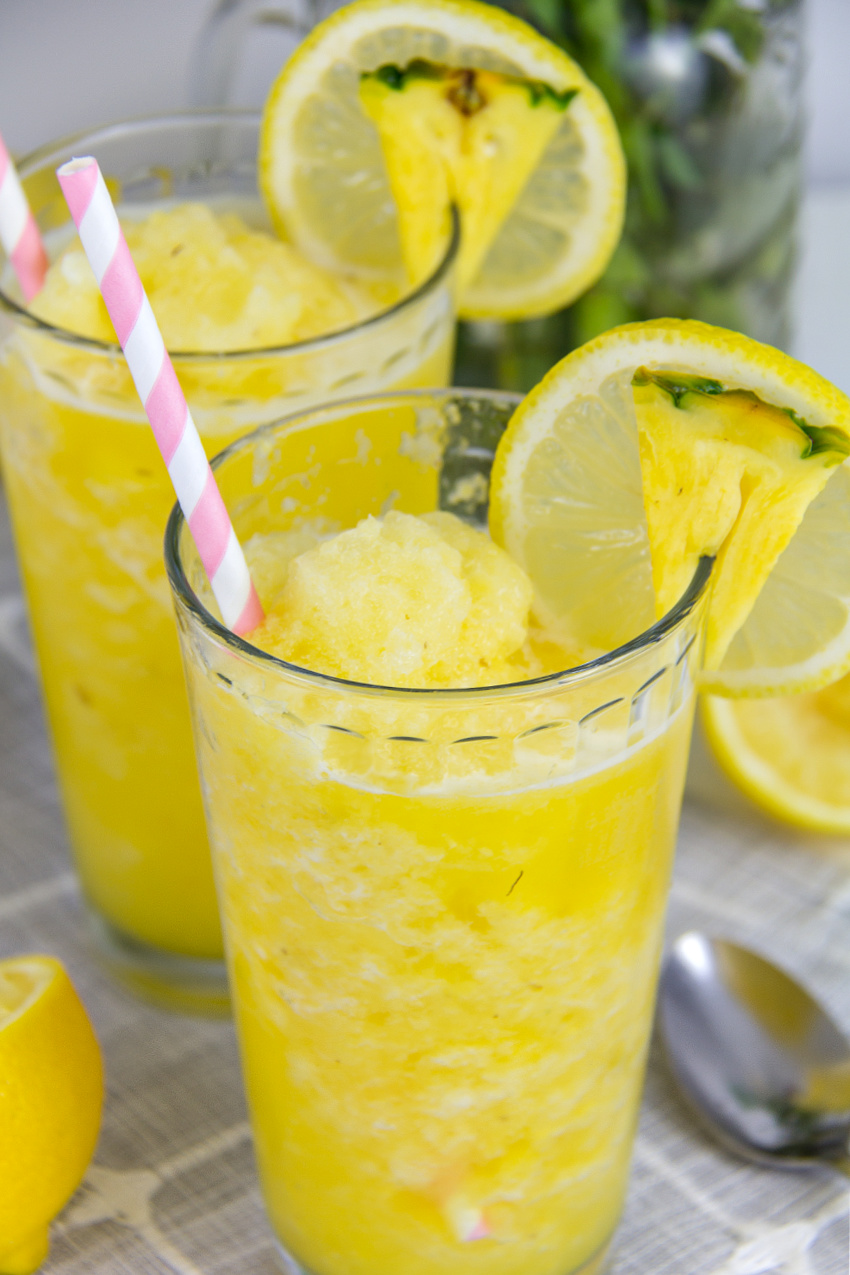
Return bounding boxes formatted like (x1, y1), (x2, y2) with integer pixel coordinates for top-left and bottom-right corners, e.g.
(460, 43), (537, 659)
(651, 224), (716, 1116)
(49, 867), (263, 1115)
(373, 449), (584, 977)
(86, 907), (230, 1016)
(273, 1234), (612, 1274)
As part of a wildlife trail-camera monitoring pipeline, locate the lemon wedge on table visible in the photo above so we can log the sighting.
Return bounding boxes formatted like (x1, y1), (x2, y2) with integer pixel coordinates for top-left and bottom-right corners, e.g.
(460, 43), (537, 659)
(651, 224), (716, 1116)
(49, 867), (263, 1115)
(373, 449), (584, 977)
(259, 0), (625, 320)
(0, 955), (103, 1275)
(702, 681), (850, 835)
(489, 319), (850, 698)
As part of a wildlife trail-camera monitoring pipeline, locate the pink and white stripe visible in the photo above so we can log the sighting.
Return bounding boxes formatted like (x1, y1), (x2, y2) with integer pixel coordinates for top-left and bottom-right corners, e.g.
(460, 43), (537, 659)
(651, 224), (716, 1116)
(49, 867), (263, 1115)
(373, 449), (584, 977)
(0, 129), (48, 302)
(56, 156), (263, 637)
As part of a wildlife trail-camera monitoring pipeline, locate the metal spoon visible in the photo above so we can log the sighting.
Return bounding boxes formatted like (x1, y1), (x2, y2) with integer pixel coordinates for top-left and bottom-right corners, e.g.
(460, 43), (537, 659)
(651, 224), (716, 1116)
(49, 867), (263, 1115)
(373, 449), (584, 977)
(658, 931), (850, 1174)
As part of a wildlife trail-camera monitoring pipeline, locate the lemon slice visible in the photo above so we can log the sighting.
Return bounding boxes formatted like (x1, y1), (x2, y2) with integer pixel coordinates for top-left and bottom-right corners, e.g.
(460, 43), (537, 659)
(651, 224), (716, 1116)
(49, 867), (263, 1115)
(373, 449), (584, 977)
(259, 0), (625, 320)
(489, 319), (850, 697)
(702, 683), (850, 834)
(0, 956), (103, 1275)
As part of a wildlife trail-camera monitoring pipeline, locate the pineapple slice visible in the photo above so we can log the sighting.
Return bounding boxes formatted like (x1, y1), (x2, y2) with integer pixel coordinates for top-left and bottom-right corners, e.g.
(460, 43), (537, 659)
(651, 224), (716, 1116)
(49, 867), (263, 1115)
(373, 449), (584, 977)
(489, 319), (850, 695)
(359, 62), (575, 291)
(633, 369), (850, 669)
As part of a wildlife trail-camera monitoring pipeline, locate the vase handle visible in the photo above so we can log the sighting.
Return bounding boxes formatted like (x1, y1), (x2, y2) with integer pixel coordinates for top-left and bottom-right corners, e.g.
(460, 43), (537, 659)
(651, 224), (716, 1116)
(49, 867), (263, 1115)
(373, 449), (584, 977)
(188, 0), (333, 108)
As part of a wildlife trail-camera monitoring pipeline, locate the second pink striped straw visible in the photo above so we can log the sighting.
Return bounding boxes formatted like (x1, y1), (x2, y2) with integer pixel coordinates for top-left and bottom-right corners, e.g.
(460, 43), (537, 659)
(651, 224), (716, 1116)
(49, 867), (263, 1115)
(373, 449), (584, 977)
(0, 129), (48, 302)
(56, 156), (264, 637)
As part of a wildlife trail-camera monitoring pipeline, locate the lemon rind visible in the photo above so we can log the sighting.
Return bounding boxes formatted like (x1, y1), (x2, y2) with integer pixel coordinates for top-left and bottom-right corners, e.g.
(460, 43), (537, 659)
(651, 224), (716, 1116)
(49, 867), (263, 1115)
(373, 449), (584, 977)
(0, 955), (58, 1029)
(702, 695), (850, 835)
(700, 628), (850, 698)
(0, 955), (103, 1275)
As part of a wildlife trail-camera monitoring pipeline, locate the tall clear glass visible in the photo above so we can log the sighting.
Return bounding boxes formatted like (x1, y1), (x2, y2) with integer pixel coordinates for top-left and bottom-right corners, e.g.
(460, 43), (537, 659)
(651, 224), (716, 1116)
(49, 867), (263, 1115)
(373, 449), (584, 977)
(0, 114), (457, 1011)
(167, 389), (711, 1272)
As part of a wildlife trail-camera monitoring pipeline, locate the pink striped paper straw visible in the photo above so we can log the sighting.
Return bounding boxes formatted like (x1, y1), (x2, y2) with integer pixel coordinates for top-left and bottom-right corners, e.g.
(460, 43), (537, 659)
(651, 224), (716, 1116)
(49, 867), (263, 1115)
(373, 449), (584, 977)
(0, 129), (48, 302)
(56, 156), (263, 637)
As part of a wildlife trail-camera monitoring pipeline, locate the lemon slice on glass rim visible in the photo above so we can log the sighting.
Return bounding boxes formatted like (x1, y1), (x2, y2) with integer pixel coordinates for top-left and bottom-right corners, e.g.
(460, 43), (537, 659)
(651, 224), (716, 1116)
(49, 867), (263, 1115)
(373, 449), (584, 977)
(259, 0), (625, 320)
(488, 318), (850, 699)
(0, 955), (103, 1275)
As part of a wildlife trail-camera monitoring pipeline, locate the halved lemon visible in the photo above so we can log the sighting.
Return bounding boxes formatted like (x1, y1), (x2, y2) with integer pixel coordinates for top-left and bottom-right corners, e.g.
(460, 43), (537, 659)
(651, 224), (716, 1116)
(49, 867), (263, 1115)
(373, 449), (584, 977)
(702, 683), (850, 834)
(0, 955), (103, 1275)
(489, 319), (850, 697)
(259, 0), (625, 319)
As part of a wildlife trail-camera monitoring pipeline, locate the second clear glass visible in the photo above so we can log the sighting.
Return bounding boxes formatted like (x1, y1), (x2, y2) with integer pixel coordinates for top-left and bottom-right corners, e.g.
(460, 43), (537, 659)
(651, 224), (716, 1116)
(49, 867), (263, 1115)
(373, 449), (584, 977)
(0, 112), (457, 1010)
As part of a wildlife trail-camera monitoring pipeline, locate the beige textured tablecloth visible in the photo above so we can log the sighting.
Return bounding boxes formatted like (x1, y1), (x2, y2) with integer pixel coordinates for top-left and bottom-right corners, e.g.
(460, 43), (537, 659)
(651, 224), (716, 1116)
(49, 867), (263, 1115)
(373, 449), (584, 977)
(0, 489), (847, 1275)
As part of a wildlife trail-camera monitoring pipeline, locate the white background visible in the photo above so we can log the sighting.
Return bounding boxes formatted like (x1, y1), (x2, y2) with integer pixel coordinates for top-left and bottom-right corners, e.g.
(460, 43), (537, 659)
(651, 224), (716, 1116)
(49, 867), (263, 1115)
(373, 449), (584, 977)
(0, 0), (847, 389)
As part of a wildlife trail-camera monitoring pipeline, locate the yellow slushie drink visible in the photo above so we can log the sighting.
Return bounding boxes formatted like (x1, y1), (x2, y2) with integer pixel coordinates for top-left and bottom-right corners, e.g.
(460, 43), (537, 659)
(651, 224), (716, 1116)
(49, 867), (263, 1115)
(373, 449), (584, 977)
(0, 116), (456, 1005)
(171, 309), (850, 1266)
(169, 391), (709, 1271)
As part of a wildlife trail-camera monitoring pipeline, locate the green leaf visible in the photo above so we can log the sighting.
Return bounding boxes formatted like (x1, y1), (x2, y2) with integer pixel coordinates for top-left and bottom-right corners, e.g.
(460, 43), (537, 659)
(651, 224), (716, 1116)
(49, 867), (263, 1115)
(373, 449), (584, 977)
(696, 0), (765, 63)
(656, 134), (702, 191)
(622, 118), (666, 224)
(520, 0), (565, 34)
(646, 0), (671, 34)
(573, 287), (636, 344)
(600, 237), (653, 291)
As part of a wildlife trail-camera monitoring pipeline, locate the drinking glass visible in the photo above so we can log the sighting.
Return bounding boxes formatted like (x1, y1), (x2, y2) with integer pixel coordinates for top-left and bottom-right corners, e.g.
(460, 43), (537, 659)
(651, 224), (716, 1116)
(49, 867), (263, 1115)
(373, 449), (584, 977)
(0, 114), (457, 1011)
(457, 0), (805, 390)
(167, 387), (711, 1271)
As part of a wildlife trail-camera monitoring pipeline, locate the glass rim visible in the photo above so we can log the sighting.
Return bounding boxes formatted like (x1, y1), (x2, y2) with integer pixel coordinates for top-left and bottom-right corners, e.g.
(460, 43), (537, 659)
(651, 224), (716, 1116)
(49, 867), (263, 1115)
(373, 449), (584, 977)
(165, 386), (714, 702)
(0, 109), (461, 362)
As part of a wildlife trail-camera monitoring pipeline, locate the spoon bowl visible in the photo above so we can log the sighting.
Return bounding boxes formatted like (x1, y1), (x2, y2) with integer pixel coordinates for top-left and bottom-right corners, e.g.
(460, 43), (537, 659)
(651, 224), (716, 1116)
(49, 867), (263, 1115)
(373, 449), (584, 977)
(658, 932), (850, 1173)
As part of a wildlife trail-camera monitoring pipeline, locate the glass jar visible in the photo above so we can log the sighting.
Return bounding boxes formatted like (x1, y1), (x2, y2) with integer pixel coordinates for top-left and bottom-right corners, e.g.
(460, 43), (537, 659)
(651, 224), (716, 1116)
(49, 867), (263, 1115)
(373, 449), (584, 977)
(456, 0), (804, 391)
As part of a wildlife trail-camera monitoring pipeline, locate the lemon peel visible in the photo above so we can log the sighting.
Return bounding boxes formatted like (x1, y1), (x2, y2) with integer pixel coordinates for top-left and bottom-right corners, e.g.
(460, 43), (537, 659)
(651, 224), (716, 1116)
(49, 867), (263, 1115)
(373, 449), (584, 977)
(0, 955), (103, 1275)
(702, 684), (850, 835)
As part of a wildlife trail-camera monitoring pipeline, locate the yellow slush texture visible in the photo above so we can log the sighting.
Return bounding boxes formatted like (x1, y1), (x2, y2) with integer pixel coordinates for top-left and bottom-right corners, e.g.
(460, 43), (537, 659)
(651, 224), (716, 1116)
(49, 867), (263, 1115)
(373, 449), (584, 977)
(197, 668), (690, 1274)
(188, 513), (692, 1273)
(249, 512), (545, 686)
(30, 203), (372, 350)
(0, 205), (452, 958)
